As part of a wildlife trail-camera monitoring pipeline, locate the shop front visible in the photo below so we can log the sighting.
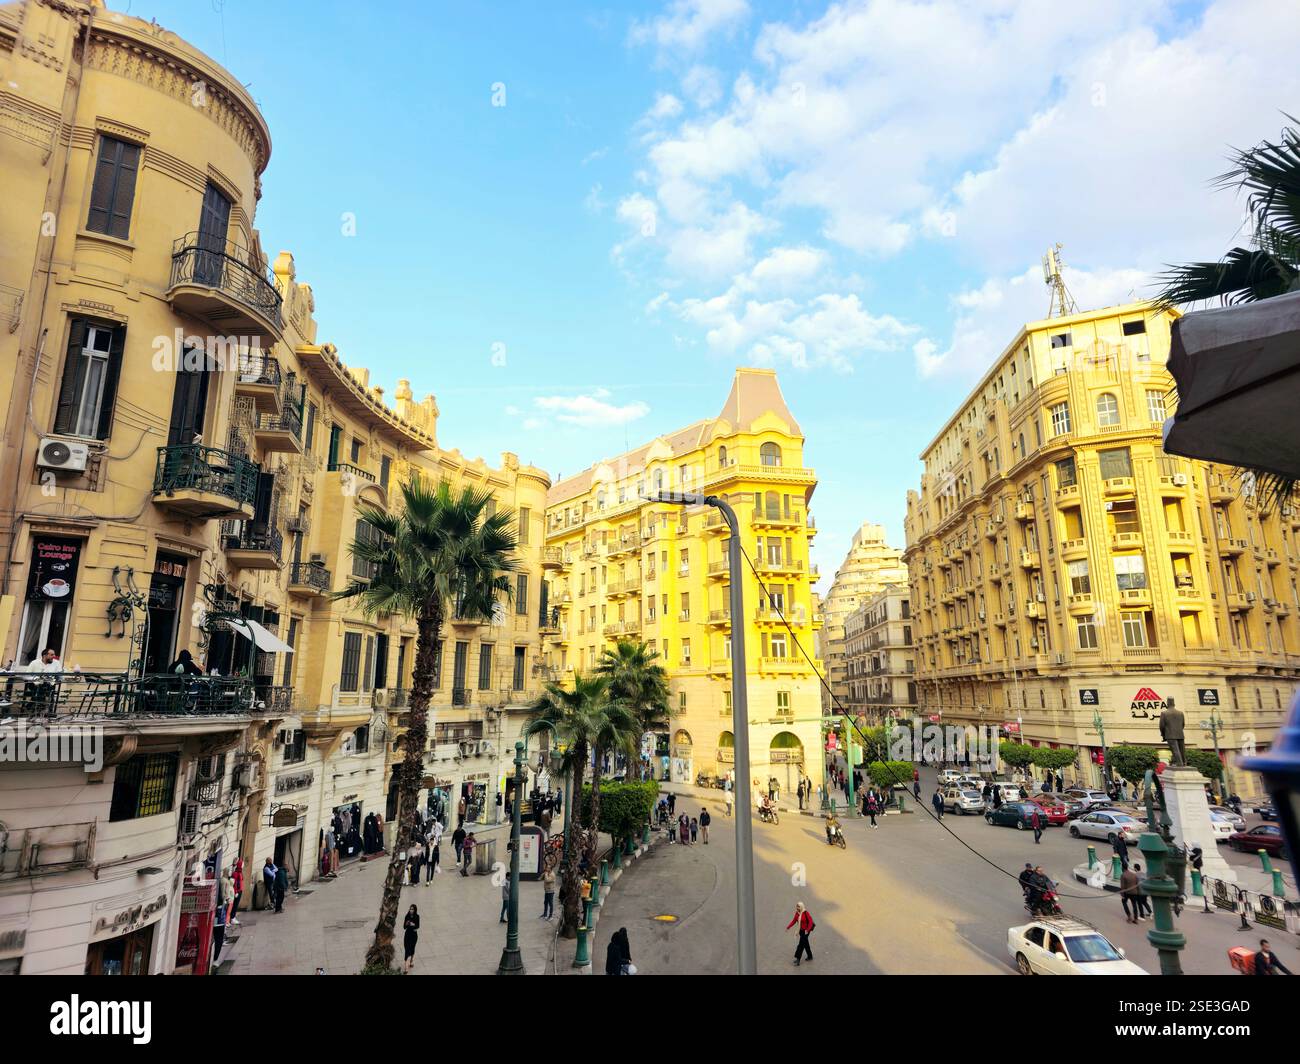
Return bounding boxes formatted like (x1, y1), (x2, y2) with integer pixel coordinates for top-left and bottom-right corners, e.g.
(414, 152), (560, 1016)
(425, 777), (453, 827)
(458, 773), (497, 827)
(85, 888), (170, 975)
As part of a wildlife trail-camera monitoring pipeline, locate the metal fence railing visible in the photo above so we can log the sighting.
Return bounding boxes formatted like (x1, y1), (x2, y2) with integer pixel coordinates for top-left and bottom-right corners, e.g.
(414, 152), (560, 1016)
(1, 672), (259, 719)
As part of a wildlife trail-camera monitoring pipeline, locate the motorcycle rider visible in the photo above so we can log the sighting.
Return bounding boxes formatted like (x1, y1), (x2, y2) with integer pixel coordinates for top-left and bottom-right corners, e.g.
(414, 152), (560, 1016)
(825, 812), (842, 846)
(1027, 866), (1057, 914)
(1018, 862), (1039, 910)
(758, 793), (774, 822)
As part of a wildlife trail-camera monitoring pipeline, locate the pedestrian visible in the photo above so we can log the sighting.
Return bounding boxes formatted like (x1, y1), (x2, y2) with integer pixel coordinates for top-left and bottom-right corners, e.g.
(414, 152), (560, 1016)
(913, 779), (921, 801)
(1030, 807), (1043, 844)
(403, 904), (420, 973)
(699, 807), (711, 844)
(797, 779), (805, 810)
(1131, 861), (1151, 918)
(1254, 939), (1293, 975)
(1113, 834), (1129, 871)
(606, 926), (635, 975)
(541, 866), (556, 919)
(457, 795), (466, 826)
(667, 792), (676, 815)
(724, 789), (733, 818)
(452, 825), (466, 865)
(262, 857), (277, 911)
(992, 785), (1003, 809)
(1119, 864), (1140, 923)
(690, 817), (699, 843)
(864, 791), (878, 828)
(931, 788), (944, 820)
(230, 859), (244, 926)
(274, 860), (288, 913)
(787, 902), (815, 966)
(461, 832), (476, 876)
(406, 844), (422, 886)
(500, 876), (511, 923)
(678, 813), (690, 845)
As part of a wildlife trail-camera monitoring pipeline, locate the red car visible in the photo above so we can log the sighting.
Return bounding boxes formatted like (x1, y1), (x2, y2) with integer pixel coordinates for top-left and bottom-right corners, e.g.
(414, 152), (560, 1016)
(1227, 824), (1289, 858)
(1027, 795), (1068, 825)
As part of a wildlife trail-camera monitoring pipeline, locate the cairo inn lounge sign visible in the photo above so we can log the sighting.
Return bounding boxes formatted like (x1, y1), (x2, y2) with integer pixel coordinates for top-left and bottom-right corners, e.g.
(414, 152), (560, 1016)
(1130, 687), (1168, 719)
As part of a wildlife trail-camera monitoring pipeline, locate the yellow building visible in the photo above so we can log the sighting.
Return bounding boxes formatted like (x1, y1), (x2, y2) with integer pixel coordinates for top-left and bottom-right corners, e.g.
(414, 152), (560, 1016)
(903, 301), (1299, 794)
(820, 523), (908, 713)
(0, 0), (546, 973)
(542, 368), (824, 793)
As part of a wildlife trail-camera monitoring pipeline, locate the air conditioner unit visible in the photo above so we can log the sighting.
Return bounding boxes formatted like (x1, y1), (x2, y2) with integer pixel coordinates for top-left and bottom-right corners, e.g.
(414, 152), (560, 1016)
(36, 437), (90, 472)
(978, 610), (986, 621)
(1105, 501), (1115, 511)
(1245, 592), (1257, 602)
(1171, 473), (1188, 486)
(276, 729), (291, 746)
(233, 760), (259, 791)
(1176, 573), (1194, 587)
(178, 800), (201, 840)
(1054, 653), (1066, 665)
(195, 756), (221, 783)
(1035, 592), (1045, 602)
(995, 514), (1005, 524)
(1030, 638), (1039, 650)
(480, 741), (495, 757)
(308, 553), (327, 565)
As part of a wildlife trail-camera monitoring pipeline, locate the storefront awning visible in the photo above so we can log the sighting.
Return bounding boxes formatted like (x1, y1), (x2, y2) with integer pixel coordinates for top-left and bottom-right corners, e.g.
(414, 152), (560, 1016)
(226, 616), (296, 654)
(1163, 290), (1300, 479)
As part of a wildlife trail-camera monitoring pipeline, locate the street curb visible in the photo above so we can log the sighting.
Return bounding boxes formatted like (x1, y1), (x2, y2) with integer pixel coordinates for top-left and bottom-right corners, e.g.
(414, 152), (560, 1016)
(571, 833), (666, 974)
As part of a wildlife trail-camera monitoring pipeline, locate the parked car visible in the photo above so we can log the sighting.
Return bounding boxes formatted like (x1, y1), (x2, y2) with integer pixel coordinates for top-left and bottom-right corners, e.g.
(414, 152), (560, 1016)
(1227, 824), (1288, 858)
(959, 773), (985, 789)
(942, 787), (986, 815)
(1008, 917), (1148, 975)
(1068, 810), (1143, 843)
(985, 802), (1044, 830)
(1209, 808), (1246, 833)
(1259, 803), (1279, 822)
(938, 769), (965, 786)
(1026, 794), (1069, 825)
(1205, 812), (1237, 843)
(1063, 788), (1111, 811)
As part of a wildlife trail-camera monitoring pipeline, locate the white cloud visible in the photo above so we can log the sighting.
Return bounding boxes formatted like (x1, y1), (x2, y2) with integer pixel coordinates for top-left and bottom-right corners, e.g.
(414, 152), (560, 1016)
(581, 146), (608, 166)
(745, 245), (827, 292)
(630, 0), (751, 52)
(665, 201), (772, 278)
(532, 389), (651, 428)
(682, 64), (724, 108)
(645, 93), (684, 121)
(583, 182), (606, 213)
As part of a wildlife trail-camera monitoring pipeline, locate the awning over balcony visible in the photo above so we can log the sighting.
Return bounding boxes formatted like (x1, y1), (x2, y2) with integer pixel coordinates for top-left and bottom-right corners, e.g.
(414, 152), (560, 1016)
(226, 616), (296, 654)
(1162, 290), (1300, 479)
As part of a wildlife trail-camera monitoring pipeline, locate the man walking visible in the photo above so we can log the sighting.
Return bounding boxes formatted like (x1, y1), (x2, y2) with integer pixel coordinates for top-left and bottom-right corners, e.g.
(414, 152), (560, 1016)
(931, 787), (945, 820)
(1030, 806), (1043, 844)
(460, 832), (476, 876)
(724, 788), (733, 818)
(786, 902), (815, 967)
(1113, 834), (1129, 871)
(912, 778), (921, 801)
(797, 779), (805, 811)
(1254, 939), (1293, 975)
(452, 825), (466, 866)
(1130, 861), (1151, 919)
(540, 866), (557, 920)
(1119, 863), (1140, 923)
(699, 807), (711, 844)
(667, 792), (676, 816)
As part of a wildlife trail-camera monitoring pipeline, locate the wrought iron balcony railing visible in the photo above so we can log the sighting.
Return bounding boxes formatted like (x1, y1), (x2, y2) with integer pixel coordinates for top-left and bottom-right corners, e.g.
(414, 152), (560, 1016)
(236, 352), (282, 390)
(221, 520), (283, 561)
(153, 444), (260, 506)
(1, 672), (258, 718)
(289, 561), (332, 592)
(169, 231), (284, 330)
(327, 461), (376, 482)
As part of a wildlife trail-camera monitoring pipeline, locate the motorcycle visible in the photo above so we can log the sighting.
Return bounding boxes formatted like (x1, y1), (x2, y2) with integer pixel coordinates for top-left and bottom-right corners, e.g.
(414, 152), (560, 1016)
(827, 822), (846, 849)
(757, 805), (780, 825)
(1023, 888), (1062, 917)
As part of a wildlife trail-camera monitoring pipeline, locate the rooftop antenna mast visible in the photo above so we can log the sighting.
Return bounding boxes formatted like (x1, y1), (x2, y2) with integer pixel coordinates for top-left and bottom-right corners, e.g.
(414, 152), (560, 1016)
(1042, 243), (1077, 318)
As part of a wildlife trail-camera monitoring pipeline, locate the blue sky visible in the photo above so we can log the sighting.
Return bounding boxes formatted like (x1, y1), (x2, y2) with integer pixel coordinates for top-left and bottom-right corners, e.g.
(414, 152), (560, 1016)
(136, 0), (1298, 588)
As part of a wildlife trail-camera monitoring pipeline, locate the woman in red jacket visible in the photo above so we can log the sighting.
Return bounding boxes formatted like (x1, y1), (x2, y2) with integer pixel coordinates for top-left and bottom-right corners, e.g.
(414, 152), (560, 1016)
(786, 902), (814, 966)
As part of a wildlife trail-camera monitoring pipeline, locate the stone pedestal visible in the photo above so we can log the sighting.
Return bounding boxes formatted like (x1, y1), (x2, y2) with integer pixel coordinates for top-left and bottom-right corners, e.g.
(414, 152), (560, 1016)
(1162, 767), (1237, 883)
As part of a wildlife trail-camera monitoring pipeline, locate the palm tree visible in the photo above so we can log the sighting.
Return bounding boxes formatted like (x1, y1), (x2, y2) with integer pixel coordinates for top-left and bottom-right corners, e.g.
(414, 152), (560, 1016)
(1155, 118), (1300, 506)
(595, 639), (672, 780)
(337, 478), (517, 970)
(528, 672), (634, 938)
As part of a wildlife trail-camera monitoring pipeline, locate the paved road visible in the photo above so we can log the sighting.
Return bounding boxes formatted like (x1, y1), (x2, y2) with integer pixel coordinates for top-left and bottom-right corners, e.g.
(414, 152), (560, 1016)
(596, 769), (1300, 976)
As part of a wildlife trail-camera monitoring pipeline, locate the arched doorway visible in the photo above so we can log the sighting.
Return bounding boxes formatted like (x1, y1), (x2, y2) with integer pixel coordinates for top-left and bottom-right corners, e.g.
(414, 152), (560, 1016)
(671, 728), (693, 784)
(770, 732), (805, 794)
(717, 731), (734, 786)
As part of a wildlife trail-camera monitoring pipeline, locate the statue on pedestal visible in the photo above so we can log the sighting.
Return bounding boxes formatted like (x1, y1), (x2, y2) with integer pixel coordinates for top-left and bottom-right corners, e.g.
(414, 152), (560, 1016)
(1160, 697), (1186, 767)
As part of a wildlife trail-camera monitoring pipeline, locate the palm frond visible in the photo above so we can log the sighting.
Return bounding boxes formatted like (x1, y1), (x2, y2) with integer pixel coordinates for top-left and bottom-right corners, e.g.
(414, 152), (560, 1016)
(1216, 117), (1300, 250)
(1152, 247), (1298, 309)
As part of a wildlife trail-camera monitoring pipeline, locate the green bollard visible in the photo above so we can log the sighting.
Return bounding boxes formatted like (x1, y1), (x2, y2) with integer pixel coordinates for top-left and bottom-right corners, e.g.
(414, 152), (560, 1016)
(1087, 846), (1097, 870)
(1111, 855), (1122, 880)
(624, 835), (636, 855)
(1259, 849), (1274, 874)
(573, 924), (591, 968)
(599, 859), (609, 886)
(612, 846), (622, 869)
(590, 876), (601, 908)
(1191, 869), (1203, 897)
(642, 824), (650, 845)
(1273, 869), (1285, 897)
(829, 798), (837, 815)
(897, 794), (906, 814)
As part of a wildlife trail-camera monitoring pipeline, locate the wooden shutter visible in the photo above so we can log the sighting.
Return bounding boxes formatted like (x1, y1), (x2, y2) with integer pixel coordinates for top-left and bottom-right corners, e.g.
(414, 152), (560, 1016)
(52, 318), (88, 435)
(95, 324), (126, 439)
(108, 142), (139, 239)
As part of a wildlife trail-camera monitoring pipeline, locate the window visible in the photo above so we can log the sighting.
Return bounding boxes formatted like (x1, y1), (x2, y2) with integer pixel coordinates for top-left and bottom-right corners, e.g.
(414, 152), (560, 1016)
(1048, 402), (1071, 437)
(1050, 332), (1073, 349)
(1123, 319), (1150, 361)
(679, 691), (686, 711)
(86, 135), (141, 239)
(681, 639), (691, 666)
(515, 574), (528, 615)
(352, 519), (382, 579)
(304, 402), (318, 452)
(718, 445), (728, 467)
(518, 507), (531, 545)
(1095, 393), (1119, 427)
(760, 442), (782, 467)
(513, 646), (526, 691)
(1146, 389), (1166, 422)
(776, 690), (791, 720)
(1114, 554), (1147, 590)
(379, 455), (391, 490)
(350, 438), (362, 464)
(53, 319), (125, 439)
(432, 639), (443, 688)
(340, 632), (362, 691)
(109, 752), (178, 821)
(283, 729), (307, 765)
(478, 643), (494, 690)
(1098, 447), (1132, 481)
(1055, 456), (1077, 489)
(351, 725), (370, 754)
(1075, 615), (1098, 650)
(771, 633), (788, 658)
(1067, 559), (1091, 595)
(1120, 611), (1147, 648)
(361, 635), (374, 692)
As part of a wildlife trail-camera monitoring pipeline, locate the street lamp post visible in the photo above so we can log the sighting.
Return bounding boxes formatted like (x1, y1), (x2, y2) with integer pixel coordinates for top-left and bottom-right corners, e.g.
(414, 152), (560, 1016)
(653, 490), (757, 976)
(1091, 708), (1110, 788)
(497, 739), (527, 975)
(1200, 714), (1226, 799)
(1139, 769), (1187, 975)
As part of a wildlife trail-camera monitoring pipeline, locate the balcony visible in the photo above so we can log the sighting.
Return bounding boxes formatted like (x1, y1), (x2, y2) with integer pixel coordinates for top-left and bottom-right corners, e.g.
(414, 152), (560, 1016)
(1111, 531), (1144, 552)
(1023, 600), (1044, 619)
(1166, 530), (1195, 551)
(542, 548), (569, 571)
(166, 232), (283, 342)
(326, 460), (376, 484)
(2, 671), (258, 719)
(1265, 548), (1282, 568)
(153, 444), (258, 520)
(1218, 538), (1247, 557)
(1067, 593), (1094, 614)
(751, 507), (803, 530)
(451, 687), (472, 707)
(987, 563), (1003, 582)
(1118, 586), (1152, 607)
(1102, 477), (1136, 497)
(1061, 538), (1088, 560)
(289, 560), (331, 596)
(1209, 477), (1236, 505)
(222, 521), (283, 570)
(608, 534), (642, 558)
(608, 577), (642, 598)
(234, 353), (283, 414)
(1014, 501), (1034, 521)
(1227, 591), (1255, 612)
(703, 462), (817, 489)
(1175, 585), (1203, 605)
(706, 609), (732, 627)
(1157, 471), (1190, 495)
(759, 656), (802, 673)
(1055, 483), (1080, 507)
(756, 557), (805, 576)
(707, 560), (730, 580)
(1019, 549), (1040, 570)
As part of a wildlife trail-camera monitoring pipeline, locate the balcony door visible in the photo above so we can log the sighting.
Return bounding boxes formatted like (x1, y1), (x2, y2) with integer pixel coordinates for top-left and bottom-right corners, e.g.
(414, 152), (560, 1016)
(167, 354), (209, 446)
(144, 553), (188, 673)
(194, 181), (232, 286)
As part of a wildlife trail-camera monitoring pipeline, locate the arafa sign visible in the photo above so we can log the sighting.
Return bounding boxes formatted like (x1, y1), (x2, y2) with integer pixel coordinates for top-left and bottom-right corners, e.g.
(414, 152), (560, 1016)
(1130, 687), (1168, 719)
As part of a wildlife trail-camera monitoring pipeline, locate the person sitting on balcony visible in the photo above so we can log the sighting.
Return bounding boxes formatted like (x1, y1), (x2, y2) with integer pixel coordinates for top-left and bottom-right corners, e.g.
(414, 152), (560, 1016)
(167, 649), (204, 676)
(25, 647), (61, 673)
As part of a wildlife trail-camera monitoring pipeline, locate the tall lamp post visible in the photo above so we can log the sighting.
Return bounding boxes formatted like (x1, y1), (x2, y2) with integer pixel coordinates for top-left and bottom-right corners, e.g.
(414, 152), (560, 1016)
(1199, 713), (1226, 799)
(497, 739), (527, 975)
(652, 490), (757, 976)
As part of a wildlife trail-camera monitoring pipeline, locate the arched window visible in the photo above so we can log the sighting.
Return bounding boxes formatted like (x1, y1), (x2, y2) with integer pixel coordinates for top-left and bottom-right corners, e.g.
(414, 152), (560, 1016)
(718, 445), (728, 468)
(1096, 392), (1120, 427)
(596, 488), (606, 510)
(764, 490), (780, 519)
(652, 469), (663, 493)
(760, 442), (782, 467)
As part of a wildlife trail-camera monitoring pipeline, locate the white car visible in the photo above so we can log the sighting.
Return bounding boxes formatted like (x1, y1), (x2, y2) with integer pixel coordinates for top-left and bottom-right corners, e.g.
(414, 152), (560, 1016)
(938, 770), (965, 786)
(1008, 918), (1148, 975)
(942, 787), (985, 815)
(1210, 808), (1247, 833)
(1206, 812), (1237, 842)
(1068, 810), (1143, 843)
